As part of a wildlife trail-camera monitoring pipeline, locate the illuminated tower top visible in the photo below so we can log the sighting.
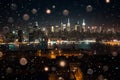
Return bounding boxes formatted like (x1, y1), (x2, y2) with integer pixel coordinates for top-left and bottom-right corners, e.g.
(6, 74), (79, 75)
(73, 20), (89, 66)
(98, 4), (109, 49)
(82, 19), (86, 26)
(77, 21), (80, 24)
(67, 18), (70, 27)
(35, 21), (39, 27)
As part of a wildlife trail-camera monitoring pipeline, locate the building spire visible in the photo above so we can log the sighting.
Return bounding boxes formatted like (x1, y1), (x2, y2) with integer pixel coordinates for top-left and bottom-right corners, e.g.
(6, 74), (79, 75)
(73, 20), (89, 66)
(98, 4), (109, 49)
(67, 18), (70, 27)
(82, 19), (86, 26)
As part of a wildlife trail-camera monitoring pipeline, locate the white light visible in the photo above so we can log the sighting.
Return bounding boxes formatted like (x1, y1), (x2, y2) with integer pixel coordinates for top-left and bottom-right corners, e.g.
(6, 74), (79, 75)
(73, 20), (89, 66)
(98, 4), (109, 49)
(44, 66), (49, 71)
(106, 0), (110, 3)
(52, 5), (56, 9)
(58, 77), (64, 80)
(59, 60), (66, 67)
(82, 22), (85, 26)
(46, 9), (51, 14)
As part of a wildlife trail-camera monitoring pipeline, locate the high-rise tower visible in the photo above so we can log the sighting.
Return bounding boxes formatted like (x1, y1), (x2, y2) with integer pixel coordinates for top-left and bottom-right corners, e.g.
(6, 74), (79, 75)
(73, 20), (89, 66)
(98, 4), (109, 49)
(82, 19), (86, 32)
(67, 18), (71, 31)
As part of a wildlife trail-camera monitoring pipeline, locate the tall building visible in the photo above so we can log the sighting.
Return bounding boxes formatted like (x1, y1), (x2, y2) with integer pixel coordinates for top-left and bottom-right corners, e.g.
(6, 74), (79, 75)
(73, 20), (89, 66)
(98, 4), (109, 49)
(82, 19), (86, 32)
(67, 18), (71, 31)
(74, 21), (81, 31)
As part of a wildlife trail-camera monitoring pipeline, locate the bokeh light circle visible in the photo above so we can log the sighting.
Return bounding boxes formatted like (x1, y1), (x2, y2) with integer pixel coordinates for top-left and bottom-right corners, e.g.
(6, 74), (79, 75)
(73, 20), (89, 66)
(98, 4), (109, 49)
(63, 9), (69, 16)
(103, 65), (109, 72)
(44, 66), (49, 71)
(58, 77), (64, 80)
(46, 9), (51, 14)
(86, 5), (93, 12)
(19, 57), (28, 66)
(112, 51), (118, 57)
(23, 13), (30, 21)
(59, 60), (66, 67)
(31, 8), (37, 14)
(6, 67), (13, 74)
(8, 17), (14, 23)
(10, 3), (17, 10)
(0, 51), (3, 58)
(87, 68), (94, 75)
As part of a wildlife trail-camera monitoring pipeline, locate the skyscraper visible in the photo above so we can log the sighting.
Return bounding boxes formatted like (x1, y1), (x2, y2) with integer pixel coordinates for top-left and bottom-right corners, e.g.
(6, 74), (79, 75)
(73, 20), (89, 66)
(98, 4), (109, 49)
(82, 19), (86, 32)
(67, 18), (71, 31)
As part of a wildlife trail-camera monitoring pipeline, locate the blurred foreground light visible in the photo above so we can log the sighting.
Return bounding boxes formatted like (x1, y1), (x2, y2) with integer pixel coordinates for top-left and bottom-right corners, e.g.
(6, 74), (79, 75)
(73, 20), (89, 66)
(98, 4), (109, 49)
(86, 5), (93, 12)
(31, 8), (37, 14)
(59, 60), (66, 67)
(8, 17), (14, 23)
(19, 57), (28, 66)
(98, 75), (104, 80)
(106, 0), (110, 3)
(103, 65), (109, 72)
(10, 3), (17, 10)
(0, 51), (3, 58)
(46, 9), (51, 14)
(6, 67), (13, 74)
(44, 66), (49, 71)
(112, 51), (118, 57)
(63, 9), (69, 16)
(58, 77), (64, 80)
(51, 67), (56, 71)
(23, 13), (30, 21)
(87, 68), (94, 75)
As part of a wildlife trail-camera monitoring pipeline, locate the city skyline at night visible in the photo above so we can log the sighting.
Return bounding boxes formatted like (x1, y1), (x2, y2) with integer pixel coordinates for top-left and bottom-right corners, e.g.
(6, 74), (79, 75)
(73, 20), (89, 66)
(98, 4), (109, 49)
(0, 0), (119, 80)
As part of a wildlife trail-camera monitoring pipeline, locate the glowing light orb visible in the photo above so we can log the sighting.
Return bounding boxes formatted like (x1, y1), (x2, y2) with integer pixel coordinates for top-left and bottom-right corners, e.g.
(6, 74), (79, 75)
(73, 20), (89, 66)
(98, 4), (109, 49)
(19, 57), (28, 66)
(3, 26), (9, 33)
(52, 5), (56, 9)
(98, 75), (104, 80)
(86, 5), (93, 12)
(23, 14), (30, 21)
(63, 9), (69, 16)
(8, 17), (14, 23)
(87, 68), (94, 75)
(103, 65), (109, 72)
(46, 9), (51, 14)
(10, 3), (17, 10)
(0, 51), (3, 58)
(58, 77), (64, 80)
(112, 51), (118, 57)
(44, 66), (49, 71)
(31, 8), (37, 14)
(51, 67), (56, 71)
(106, 0), (110, 3)
(59, 60), (66, 67)
(6, 67), (13, 74)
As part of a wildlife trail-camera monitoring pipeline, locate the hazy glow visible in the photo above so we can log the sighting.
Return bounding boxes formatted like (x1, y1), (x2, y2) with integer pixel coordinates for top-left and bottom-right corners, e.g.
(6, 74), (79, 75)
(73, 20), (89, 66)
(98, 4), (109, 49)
(59, 60), (66, 67)
(0, 51), (3, 58)
(23, 14), (30, 21)
(46, 9), (51, 14)
(19, 57), (28, 65)
(44, 66), (49, 71)
(106, 0), (110, 3)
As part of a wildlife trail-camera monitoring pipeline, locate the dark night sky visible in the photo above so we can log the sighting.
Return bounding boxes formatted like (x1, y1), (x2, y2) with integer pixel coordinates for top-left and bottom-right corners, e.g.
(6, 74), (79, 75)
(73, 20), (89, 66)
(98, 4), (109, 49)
(0, 0), (120, 27)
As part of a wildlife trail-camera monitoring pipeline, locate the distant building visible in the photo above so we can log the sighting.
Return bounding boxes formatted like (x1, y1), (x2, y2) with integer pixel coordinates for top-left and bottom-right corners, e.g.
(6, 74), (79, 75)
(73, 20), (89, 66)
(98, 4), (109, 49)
(74, 21), (81, 31)
(82, 19), (86, 32)
(67, 18), (71, 31)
